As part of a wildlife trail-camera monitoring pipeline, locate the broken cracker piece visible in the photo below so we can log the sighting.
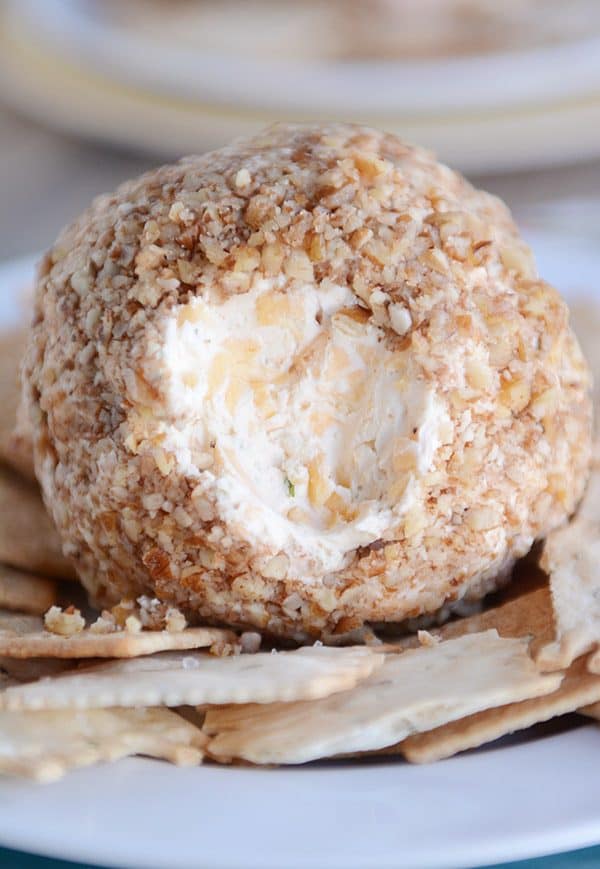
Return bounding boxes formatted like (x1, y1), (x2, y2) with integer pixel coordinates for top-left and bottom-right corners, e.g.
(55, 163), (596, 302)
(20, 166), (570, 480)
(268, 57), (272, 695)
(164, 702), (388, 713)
(536, 465), (600, 672)
(0, 706), (206, 782)
(0, 467), (76, 580)
(399, 654), (600, 763)
(0, 564), (57, 615)
(0, 610), (237, 659)
(204, 631), (561, 765)
(0, 646), (382, 711)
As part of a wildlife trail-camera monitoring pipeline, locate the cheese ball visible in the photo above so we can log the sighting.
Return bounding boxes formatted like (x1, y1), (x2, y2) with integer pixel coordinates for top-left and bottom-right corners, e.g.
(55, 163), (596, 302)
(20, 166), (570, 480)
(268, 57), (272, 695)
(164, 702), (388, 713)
(23, 124), (592, 640)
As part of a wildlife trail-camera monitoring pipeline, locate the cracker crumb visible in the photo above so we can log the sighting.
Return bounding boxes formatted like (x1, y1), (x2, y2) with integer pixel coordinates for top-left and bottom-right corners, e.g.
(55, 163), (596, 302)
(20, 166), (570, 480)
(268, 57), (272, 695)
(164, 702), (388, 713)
(240, 631), (262, 654)
(89, 611), (118, 634)
(111, 599), (136, 628)
(417, 630), (440, 648)
(44, 606), (85, 638)
(136, 595), (164, 630)
(165, 607), (187, 633)
(125, 615), (142, 634)
(209, 640), (238, 657)
(136, 596), (188, 632)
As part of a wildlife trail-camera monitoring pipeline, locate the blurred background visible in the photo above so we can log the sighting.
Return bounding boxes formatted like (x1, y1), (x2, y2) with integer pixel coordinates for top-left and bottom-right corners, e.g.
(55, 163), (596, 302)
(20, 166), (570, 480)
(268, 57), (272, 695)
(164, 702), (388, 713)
(1, 0), (600, 261)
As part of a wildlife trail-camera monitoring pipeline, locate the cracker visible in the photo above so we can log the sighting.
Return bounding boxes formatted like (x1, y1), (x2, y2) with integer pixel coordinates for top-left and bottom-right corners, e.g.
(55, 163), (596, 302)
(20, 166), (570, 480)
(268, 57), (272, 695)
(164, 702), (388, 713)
(0, 564), (57, 615)
(0, 656), (72, 682)
(378, 576), (600, 763)
(0, 467), (76, 580)
(0, 645), (382, 711)
(0, 635), (85, 689)
(589, 648), (600, 674)
(0, 329), (35, 481)
(578, 701), (600, 721)
(437, 583), (555, 653)
(391, 581), (554, 656)
(0, 706), (206, 782)
(399, 654), (600, 763)
(536, 466), (600, 672)
(0, 611), (42, 634)
(203, 631), (562, 765)
(0, 609), (237, 659)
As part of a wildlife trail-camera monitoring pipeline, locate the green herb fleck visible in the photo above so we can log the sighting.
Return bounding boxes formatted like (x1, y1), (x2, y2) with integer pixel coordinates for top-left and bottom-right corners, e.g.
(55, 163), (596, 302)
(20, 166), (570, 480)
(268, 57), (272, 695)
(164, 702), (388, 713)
(284, 477), (295, 497)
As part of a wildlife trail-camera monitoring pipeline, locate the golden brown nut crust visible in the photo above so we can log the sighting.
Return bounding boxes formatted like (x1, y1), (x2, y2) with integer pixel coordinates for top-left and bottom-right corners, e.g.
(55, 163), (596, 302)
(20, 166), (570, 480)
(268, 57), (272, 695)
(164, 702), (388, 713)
(22, 123), (592, 640)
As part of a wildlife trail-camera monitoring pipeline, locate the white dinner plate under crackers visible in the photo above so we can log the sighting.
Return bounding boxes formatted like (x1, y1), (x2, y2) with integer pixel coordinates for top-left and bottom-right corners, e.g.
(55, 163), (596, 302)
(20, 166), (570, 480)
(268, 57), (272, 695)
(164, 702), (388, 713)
(0, 236), (599, 869)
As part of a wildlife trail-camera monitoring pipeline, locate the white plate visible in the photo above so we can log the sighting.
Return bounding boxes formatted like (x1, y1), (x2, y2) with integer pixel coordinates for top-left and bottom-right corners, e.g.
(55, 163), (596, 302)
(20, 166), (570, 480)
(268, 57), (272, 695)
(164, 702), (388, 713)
(0, 240), (599, 869)
(2, 3), (600, 173)
(16, 0), (600, 115)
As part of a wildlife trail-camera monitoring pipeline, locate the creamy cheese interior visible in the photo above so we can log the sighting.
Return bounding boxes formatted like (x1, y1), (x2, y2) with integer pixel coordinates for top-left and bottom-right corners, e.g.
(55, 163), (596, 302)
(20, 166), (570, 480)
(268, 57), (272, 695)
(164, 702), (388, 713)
(163, 280), (444, 577)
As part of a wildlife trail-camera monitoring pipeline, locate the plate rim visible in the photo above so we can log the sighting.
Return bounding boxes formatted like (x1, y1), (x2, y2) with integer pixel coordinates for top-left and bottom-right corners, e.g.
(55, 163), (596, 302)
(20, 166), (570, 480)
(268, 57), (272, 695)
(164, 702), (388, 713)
(15, 0), (600, 115)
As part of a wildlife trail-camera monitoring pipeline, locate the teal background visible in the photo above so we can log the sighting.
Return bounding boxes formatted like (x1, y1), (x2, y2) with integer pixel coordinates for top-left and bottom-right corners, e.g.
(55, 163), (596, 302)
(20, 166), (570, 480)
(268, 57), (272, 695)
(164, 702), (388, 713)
(0, 845), (599, 868)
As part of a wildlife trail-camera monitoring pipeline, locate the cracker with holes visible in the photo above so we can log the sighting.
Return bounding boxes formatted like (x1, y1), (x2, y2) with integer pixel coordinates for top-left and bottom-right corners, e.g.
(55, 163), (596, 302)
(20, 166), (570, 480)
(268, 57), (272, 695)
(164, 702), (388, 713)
(0, 608), (238, 659)
(536, 465), (600, 672)
(0, 646), (383, 711)
(0, 706), (206, 782)
(0, 468), (76, 580)
(383, 583), (600, 763)
(399, 655), (600, 763)
(203, 631), (561, 765)
(0, 564), (57, 615)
